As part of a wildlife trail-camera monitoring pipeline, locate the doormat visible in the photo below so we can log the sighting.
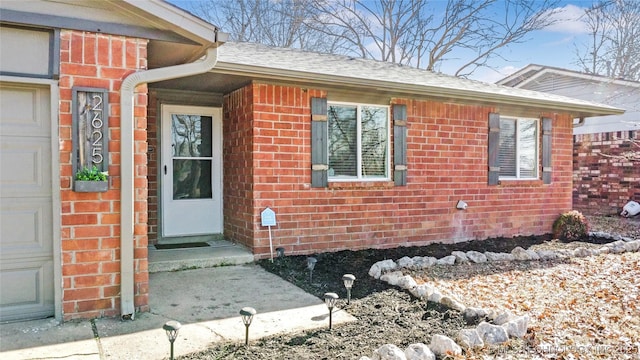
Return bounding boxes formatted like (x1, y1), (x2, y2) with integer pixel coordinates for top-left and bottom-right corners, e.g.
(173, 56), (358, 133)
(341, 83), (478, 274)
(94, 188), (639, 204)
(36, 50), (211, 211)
(154, 242), (210, 250)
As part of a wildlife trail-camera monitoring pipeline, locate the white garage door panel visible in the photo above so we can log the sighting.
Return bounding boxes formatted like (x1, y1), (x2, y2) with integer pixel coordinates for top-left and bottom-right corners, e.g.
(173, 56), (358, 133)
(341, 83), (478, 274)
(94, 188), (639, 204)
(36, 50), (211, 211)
(1, 198), (53, 252)
(0, 82), (54, 322)
(0, 85), (50, 136)
(0, 138), (51, 196)
(0, 259), (54, 322)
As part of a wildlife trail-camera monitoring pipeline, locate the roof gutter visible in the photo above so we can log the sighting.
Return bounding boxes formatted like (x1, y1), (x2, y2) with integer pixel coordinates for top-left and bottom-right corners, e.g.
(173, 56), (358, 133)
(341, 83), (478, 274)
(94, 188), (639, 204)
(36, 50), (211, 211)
(119, 45), (219, 319)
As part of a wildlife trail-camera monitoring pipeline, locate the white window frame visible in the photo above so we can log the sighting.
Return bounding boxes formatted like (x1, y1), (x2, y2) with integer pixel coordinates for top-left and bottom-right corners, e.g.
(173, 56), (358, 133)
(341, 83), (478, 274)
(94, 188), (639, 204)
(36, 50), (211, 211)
(499, 116), (540, 180)
(327, 101), (391, 182)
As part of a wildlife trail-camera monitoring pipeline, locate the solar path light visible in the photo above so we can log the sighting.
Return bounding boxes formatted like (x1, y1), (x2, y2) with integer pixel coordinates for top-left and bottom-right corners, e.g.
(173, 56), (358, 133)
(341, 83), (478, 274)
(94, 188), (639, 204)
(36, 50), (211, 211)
(163, 320), (181, 360)
(240, 307), (257, 346)
(323, 292), (339, 330)
(342, 274), (356, 305)
(307, 257), (317, 282)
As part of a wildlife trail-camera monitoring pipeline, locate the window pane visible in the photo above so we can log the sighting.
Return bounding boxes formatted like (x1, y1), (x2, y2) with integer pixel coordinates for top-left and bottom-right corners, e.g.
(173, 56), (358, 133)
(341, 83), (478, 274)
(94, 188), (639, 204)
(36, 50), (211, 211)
(499, 119), (516, 177)
(361, 106), (388, 177)
(173, 159), (212, 199)
(171, 115), (212, 157)
(328, 105), (357, 177)
(519, 119), (537, 178)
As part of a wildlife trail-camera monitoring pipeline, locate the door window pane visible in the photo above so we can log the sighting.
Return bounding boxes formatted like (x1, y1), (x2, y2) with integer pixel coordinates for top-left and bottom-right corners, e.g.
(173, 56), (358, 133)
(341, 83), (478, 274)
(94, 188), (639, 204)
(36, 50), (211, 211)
(173, 159), (212, 199)
(172, 115), (212, 157)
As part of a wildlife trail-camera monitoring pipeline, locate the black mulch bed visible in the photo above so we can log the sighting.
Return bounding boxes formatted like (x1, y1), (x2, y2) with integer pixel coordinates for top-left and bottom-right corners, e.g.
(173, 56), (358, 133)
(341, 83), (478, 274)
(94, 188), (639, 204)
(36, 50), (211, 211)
(179, 234), (616, 360)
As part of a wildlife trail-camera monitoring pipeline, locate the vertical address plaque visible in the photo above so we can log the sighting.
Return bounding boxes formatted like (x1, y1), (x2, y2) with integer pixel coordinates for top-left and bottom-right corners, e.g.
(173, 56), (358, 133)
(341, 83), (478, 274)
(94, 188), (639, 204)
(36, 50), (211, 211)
(72, 87), (109, 176)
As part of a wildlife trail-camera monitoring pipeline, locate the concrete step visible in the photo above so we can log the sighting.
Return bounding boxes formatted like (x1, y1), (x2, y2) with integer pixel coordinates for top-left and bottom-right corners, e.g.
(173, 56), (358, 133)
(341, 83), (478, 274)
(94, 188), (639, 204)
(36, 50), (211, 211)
(148, 240), (254, 273)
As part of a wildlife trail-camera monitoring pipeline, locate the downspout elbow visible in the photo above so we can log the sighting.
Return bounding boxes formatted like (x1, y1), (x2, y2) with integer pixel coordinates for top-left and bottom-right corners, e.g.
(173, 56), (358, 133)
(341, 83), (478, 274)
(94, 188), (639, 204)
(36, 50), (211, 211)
(119, 46), (218, 320)
(573, 117), (585, 128)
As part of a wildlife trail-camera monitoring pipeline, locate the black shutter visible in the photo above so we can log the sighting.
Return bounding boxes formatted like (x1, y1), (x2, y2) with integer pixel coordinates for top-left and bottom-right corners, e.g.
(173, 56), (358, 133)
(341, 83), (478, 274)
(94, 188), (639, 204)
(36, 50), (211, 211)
(542, 117), (552, 184)
(311, 97), (328, 187)
(488, 112), (501, 185)
(393, 104), (408, 186)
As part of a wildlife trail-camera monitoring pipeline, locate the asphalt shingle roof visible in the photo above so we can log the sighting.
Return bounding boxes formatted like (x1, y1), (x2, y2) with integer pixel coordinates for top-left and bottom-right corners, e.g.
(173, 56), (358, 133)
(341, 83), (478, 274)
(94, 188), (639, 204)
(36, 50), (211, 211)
(215, 42), (623, 117)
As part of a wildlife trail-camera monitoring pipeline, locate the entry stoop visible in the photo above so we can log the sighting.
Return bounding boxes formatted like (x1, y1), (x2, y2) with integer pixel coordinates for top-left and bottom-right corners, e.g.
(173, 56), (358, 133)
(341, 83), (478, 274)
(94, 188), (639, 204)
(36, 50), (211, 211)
(148, 240), (254, 273)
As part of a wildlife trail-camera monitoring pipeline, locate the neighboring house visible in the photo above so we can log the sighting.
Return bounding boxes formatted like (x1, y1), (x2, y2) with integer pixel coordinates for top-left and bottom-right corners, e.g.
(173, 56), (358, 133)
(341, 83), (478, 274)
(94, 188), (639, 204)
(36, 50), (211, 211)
(497, 65), (639, 215)
(0, 1), (622, 323)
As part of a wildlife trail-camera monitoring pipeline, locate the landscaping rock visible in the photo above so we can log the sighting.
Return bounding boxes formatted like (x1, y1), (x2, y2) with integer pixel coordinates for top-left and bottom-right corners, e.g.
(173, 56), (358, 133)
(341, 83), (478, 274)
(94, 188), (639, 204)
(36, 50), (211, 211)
(380, 271), (405, 286)
(450, 251), (469, 263)
(485, 252), (513, 261)
(624, 240), (640, 252)
(457, 328), (484, 348)
(573, 247), (592, 257)
(493, 311), (514, 325)
(427, 291), (443, 303)
(536, 250), (558, 260)
(372, 344), (406, 360)
(440, 296), (466, 312)
(511, 247), (532, 261)
(429, 334), (462, 357)
(404, 343), (435, 360)
(476, 321), (509, 344)
(369, 259), (397, 279)
(413, 256), (437, 268)
(463, 307), (488, 324)
(502, 315), (529, 338)
(409, 284), (435, 299)
(436, 255), (456, 266)
(526, 249), (540, 260)
(466, 251), (487, 263)
(397, 256), (414, 269)
(607, 240), (627, 254)
(397, 275), (418, 290)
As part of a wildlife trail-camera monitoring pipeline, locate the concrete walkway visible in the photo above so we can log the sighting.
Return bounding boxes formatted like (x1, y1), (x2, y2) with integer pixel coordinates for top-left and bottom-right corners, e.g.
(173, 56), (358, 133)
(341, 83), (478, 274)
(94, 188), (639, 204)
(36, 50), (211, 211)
(0, 264), (355, 360)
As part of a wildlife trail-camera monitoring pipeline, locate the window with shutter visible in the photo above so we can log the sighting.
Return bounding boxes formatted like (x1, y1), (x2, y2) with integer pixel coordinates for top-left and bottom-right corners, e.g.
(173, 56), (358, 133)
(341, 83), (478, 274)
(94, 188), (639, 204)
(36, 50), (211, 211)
(327, 102), (390, 181)
(497, 116), (539, 180)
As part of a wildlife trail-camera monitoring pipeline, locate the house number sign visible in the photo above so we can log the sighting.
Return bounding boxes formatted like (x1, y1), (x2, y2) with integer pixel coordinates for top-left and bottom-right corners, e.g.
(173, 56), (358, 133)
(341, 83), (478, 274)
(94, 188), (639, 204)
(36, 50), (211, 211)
(72, 87), (109, 175)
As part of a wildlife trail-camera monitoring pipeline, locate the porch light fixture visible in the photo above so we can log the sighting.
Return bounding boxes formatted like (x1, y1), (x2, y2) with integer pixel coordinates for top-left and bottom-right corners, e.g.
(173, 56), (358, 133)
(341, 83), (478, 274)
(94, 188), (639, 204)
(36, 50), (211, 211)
(240, 307), (257, 346)
(342, 274), (356, 305)
(323, 292), (339, 330)
(162, 320), (181, 360)
(307, 257), (317, 282)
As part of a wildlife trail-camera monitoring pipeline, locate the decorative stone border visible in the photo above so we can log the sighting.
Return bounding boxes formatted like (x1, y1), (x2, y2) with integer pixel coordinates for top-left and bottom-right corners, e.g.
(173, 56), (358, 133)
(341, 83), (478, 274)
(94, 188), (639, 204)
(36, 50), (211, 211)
(360, 234), (640, 360)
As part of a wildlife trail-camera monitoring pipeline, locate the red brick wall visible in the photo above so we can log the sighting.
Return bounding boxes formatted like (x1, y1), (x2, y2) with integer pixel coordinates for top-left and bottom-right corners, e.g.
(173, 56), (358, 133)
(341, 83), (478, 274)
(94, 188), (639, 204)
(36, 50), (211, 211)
(224, 82), (574, 257)
(573, 131), (640, 215)
(59, 30), (149, 320)
(223, 85), (258, 248)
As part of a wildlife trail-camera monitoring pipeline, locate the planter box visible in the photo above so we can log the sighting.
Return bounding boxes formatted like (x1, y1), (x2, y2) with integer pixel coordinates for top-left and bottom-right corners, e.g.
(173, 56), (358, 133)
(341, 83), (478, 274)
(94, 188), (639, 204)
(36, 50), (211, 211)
(73, 180), (108, 193)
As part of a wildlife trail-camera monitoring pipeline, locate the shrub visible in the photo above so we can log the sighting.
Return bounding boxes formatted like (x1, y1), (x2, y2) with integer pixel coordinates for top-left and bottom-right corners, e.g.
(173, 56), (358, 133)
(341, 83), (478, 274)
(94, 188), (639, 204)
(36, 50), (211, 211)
(75, 166), (108, 181)
(552, 210), (589, 241)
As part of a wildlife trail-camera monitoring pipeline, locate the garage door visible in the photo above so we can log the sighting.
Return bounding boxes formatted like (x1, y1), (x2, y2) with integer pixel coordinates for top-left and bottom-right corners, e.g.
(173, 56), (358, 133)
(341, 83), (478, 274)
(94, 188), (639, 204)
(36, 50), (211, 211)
(0, 82), (54, 322)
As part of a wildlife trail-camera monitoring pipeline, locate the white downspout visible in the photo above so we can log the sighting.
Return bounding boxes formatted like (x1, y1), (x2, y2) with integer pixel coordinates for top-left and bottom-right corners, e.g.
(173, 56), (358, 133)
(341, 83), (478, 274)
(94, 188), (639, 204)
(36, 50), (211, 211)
(120, 46), (219, 319)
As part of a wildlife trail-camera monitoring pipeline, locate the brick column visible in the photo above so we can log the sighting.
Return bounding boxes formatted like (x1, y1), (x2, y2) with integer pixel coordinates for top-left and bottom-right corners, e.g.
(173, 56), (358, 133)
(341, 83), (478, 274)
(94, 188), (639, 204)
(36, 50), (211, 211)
(58, 30), (149, 320)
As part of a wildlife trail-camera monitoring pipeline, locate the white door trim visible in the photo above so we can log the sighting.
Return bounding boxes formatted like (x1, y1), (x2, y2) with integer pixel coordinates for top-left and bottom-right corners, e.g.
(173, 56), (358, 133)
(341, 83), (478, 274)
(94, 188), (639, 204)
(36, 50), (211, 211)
(160, 104), (223, 238)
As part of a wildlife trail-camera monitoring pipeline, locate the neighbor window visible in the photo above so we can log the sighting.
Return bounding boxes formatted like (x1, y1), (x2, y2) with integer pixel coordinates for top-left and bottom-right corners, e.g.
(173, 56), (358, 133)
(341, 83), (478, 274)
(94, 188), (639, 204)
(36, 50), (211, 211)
(327, 103), (389, 180)
(499, 117), (538, 179)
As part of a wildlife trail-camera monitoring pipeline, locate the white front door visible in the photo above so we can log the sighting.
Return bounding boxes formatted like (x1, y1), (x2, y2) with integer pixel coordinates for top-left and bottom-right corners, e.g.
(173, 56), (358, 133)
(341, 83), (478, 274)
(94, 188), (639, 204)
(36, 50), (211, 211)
(161, 105), (223, 237)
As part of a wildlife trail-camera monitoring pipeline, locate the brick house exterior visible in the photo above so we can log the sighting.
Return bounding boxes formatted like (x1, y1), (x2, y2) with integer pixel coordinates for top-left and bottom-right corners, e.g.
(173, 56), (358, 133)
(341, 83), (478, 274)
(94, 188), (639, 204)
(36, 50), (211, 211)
(0, 2), (622, 323)
(573, 131), (639, 215)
